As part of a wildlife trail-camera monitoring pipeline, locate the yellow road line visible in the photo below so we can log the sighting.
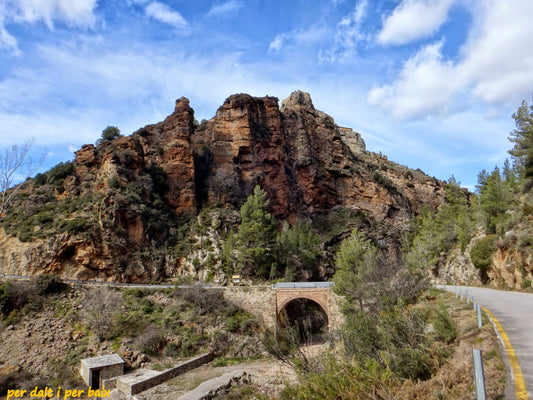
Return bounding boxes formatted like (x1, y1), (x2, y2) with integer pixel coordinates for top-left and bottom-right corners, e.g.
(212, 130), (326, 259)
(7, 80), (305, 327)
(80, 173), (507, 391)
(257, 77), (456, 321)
(482, 305), (530, 399)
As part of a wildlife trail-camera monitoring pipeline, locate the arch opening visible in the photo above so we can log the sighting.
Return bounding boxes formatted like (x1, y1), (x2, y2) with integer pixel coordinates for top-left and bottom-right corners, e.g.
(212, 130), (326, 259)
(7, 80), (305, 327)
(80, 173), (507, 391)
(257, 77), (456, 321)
(278, 298), (329, 343)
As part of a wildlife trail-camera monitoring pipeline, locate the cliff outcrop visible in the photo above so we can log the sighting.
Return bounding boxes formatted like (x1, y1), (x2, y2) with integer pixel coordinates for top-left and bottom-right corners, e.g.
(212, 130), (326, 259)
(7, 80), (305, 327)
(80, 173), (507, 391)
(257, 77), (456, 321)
(0, 91), (446, 282)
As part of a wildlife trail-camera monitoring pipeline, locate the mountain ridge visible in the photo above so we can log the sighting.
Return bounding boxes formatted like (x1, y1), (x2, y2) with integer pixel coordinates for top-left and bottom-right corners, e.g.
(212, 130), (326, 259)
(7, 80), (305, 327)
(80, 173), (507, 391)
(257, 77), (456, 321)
(0, 90), (446, 282)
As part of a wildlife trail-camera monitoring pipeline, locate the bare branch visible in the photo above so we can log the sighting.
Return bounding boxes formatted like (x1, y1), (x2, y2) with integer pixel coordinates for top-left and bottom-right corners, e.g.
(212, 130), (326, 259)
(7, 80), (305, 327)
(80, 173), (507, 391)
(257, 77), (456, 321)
(0, 138), (44, 219)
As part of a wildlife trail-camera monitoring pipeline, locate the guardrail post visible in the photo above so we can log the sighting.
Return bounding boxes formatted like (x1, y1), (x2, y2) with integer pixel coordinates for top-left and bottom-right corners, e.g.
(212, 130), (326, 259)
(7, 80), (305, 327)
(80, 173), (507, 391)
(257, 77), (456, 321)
(472, 349), (486, 400)
(477, 304), (482, 328)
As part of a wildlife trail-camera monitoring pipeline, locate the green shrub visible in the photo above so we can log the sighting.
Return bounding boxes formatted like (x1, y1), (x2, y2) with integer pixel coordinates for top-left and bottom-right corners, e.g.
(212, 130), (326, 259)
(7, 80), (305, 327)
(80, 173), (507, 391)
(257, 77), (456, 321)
(36, 211), (54, 225)
(17, 231), (33, 242)
(280, 357), (400, 400)
(225, 309), (257, 333)
(100, 126), (121, 142)
(339, 304), (435, 381)
(34, 274), (67, 295)
(341, 310), (381, 361)
(432, 303), (457, 343)
(47, 162), (74, 188)
(60, 218), (90, 234)
(164, 342), (181, 358)
(0, 281), (32, 319)
(471, 235), (497, 270)
(178, 330), (202, 357)
(34, 162), (74, 189)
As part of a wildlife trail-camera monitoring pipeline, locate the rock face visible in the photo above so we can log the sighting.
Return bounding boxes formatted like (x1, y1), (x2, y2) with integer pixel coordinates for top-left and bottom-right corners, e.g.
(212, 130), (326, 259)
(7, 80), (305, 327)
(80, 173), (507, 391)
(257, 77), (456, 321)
(0, 91), (446, 282)
(138, 97), (196, 213)
(193, 91), (443, 222)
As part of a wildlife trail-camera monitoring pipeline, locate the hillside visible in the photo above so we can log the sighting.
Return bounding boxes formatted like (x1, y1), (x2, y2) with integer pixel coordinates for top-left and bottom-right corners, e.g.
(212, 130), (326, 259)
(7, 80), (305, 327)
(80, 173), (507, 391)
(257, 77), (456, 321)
(410, 99), (533, 290)
(0, 91), (446, 283)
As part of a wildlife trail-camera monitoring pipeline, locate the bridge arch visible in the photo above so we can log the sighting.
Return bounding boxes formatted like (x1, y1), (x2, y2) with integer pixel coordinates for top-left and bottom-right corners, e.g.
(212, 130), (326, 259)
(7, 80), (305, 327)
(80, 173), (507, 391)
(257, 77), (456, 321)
(277, 297), (329, 337)
(277, 295), (330, 318)
(272, 282), (344, 331)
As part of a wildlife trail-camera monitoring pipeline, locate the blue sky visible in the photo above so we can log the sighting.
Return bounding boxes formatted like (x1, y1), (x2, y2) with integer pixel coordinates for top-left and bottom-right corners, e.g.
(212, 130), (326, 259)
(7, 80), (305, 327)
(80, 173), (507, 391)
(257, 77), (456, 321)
(1, 0), (533, 190)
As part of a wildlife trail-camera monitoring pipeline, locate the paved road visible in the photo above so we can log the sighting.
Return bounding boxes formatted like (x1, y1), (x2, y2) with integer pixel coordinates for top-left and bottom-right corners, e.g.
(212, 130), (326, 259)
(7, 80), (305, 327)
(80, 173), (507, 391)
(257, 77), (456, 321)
(440, 285), (533, 400)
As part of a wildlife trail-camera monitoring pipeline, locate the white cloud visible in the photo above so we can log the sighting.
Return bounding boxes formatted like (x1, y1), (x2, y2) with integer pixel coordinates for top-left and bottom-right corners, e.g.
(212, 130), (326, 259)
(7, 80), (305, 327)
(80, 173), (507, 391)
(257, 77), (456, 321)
(0, 25), (19, 54)
(377, 0), (455, 45)
(319, 0), (368, 62)
(0, 2), (19, 53)
(268, 34), (285, 52)
(145, 1), (188, 29)
(0, 0), (98, 54)
(368, 41), (460, 119)
(460, 1), (533, 105)
(11, 0), (98, 29)
(268, 26), (328, 53)
(206, 0), (243, 19)
(369, 0), (533, 119)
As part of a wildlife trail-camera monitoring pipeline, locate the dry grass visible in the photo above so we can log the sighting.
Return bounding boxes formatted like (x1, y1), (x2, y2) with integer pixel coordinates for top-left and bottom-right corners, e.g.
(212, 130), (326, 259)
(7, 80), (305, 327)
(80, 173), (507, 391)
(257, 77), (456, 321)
(397, 292), (506, 399)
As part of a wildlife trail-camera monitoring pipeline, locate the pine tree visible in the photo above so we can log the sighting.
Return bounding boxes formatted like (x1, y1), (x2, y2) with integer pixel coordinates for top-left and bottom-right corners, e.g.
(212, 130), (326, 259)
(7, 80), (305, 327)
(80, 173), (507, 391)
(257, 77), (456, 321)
(233, 185), (277, 277)
(277, 220), (321, 281)
(333, 229), (380, 310)
(509, 99), (533, 192)
(477, 167), (513, 234)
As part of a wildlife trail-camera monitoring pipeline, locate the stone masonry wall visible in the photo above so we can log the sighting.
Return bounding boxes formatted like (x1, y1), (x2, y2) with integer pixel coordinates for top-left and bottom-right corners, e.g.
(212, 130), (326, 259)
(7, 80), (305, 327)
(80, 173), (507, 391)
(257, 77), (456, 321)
(222, 286), (344, 330)
(222, 286), (277, 329)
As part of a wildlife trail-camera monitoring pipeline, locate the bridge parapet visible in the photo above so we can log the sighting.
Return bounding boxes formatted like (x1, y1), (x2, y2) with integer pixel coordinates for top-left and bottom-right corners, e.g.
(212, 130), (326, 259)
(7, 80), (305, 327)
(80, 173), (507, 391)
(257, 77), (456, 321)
(271, 282), (333, 289)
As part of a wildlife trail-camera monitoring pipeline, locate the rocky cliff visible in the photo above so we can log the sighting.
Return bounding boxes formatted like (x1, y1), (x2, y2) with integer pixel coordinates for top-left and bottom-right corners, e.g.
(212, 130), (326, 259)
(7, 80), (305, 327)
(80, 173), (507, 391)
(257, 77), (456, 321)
(0, 91), (446, 282)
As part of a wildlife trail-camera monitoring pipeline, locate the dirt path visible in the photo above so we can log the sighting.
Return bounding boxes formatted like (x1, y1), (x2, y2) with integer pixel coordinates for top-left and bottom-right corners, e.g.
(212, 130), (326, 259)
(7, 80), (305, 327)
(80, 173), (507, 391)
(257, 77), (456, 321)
(126, 357), (297, 400)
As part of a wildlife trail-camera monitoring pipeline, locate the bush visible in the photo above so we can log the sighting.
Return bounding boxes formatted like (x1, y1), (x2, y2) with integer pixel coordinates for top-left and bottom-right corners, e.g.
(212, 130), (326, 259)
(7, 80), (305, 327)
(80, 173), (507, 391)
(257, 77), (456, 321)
(181, 286), (223, 315)
(101, 126), (121, 141)
(280, 357), (401, 400)
(81, 287), (123, 342)
(34, 274), (67, 295)
(0, 281), (33, 319)
(339, 304), (435, 381)
(471, 235), (497, 270)
(225, 309), (257, 333)
(165, 342), (181, 358)
(134, 327), (165, 356)
(0, 369), (37, 397)
(432, 303), (457, 343)
(34, 162), (74, 189)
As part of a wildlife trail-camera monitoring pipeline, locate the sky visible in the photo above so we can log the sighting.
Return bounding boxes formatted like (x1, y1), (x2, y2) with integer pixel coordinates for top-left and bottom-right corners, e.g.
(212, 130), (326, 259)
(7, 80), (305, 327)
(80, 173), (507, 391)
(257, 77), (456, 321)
(1, 0), (533, 190)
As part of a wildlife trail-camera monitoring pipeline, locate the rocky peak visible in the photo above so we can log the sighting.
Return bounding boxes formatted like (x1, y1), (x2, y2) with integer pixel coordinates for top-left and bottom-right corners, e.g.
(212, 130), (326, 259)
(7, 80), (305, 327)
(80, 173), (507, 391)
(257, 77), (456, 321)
(338, 127), (366, 154)
(281, 90), (315, 111)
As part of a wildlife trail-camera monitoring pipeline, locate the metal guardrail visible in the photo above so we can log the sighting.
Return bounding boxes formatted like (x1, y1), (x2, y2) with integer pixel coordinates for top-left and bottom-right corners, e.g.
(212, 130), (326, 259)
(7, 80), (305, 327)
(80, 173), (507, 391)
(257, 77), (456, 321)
(435, 285), (487, 399)
(473, 349), (487, 400)
(271, 282), (334, 289)
(1, 274), (333, 291)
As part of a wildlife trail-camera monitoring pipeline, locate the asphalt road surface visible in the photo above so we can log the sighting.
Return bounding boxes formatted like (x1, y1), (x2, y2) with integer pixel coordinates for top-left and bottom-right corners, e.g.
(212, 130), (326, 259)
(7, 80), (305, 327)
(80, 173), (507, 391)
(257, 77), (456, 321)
(440, 285), (533, 400)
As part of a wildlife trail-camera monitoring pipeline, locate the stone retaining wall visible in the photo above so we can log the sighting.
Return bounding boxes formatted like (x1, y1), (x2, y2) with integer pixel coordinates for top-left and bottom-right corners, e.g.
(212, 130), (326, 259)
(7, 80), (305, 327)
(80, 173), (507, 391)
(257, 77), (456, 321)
(116, 353), (214, 395)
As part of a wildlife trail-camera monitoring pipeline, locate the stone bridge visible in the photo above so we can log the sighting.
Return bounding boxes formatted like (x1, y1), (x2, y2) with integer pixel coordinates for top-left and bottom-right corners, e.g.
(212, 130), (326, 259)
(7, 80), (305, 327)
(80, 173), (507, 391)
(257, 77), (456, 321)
(222, 282), (344, 331)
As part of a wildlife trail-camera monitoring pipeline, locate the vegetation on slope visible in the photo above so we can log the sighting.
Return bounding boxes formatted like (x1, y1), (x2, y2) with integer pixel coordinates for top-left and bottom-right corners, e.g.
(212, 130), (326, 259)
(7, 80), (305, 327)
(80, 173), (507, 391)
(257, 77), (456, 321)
(0, 276), (259, 396)
(397, 98), (533, 288)
(257, 227), (505, 399)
